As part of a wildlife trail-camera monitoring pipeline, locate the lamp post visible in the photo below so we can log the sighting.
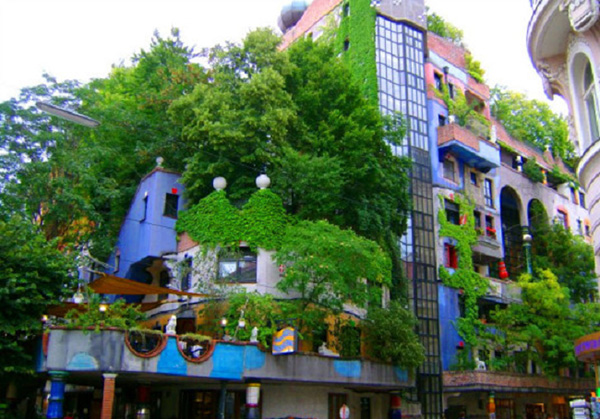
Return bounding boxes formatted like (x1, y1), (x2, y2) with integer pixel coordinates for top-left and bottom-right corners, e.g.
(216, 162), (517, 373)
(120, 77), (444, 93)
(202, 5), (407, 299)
(522, 228), (533, 275)
(36, 102), (100, 128)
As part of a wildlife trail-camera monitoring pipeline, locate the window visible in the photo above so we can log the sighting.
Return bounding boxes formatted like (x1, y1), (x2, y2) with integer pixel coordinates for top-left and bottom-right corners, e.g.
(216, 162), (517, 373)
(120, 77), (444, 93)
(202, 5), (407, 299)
(474, 211), (482, 231)
(181, 256), (192, 291)
(329, 394), (348, 419)
(343, 38), (350, 51)
(438, 114), (447, 127)
(218, 248), (257, 283)
(580, 192), (587, 208)
(342, 2), (350, 17)
(445, 200), (460, 225)
(484, 179), (494, 208)
(470, 172), (478, 186)
(571, 187), (578, 204)
(141, 194), (148, 222)
(583, 62), (600, 144)
(360, 397), (371, 419)
(586, 224), (591, 236)
(485, 215), (496, 238)
(434, 72), (443, 91)
(577, 219), (584, 236)
(443, 158), (456, 182)
(448, 83), (455, 99)
(164, 193), (179, 218)
(556, 210), (568, 228)
(114, 250), (121, 273)
(444, 243), (458, 269)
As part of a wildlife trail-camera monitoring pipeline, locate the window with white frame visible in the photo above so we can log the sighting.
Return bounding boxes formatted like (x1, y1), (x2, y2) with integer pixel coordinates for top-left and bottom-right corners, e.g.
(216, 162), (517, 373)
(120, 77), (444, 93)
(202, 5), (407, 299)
(218, 248), (257, 283)
(583, 62), (600, 145)
(484, 179), (494, 208)
(443, 158), (457, 183)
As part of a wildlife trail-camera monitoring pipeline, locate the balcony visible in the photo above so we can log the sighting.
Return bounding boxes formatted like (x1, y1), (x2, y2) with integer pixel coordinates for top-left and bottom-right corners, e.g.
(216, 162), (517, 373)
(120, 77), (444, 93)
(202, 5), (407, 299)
(485, 277), (521, 304)
(39, 328), (413, 390)
(438, 123), (500, 173)
(444, 370), (594, 393)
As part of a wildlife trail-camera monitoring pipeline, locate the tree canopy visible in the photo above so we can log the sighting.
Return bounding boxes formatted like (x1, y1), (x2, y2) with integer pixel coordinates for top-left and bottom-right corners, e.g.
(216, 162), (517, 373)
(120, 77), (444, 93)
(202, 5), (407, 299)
(491, 87), (575, 166)
(491, 269), (600, 376)
(172, 29), (411, 243)
(0, 216), (74, 375)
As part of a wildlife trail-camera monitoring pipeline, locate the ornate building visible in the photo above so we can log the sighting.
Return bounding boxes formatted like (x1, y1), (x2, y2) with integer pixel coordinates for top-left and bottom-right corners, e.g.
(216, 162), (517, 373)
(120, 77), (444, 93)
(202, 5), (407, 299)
(528, 0), (600, 277)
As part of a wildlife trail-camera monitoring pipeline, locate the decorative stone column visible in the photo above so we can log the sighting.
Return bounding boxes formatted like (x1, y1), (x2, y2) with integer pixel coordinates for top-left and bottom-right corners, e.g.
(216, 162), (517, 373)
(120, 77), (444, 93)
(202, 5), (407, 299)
(46, 371), (68, 419)
(101, 373), (118, 419)
(245, 382), (261, 419)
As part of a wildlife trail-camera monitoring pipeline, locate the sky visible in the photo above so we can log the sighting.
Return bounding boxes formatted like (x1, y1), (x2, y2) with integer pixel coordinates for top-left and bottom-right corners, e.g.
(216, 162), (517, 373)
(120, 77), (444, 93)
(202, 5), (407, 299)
(0, 0), (567, 114)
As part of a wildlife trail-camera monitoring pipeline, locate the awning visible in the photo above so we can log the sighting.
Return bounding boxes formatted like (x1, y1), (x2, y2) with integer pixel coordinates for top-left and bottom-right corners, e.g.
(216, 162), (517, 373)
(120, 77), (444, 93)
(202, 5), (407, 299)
(89, 274), (209, 298)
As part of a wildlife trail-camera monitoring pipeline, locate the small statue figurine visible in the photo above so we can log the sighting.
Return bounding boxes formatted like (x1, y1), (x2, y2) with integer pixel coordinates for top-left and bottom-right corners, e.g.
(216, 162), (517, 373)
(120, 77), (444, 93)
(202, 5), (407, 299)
(318, 342), (340, 357)
(250, 326), (259, 343)
(166, 315), (177, 334)
(475, 357), (487, 371)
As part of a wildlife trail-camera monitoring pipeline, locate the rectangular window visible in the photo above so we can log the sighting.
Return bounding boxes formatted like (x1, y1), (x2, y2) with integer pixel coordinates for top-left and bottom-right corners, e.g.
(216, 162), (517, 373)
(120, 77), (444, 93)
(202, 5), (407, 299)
(448, 83), (455, 99)
(181, 256), (192, 291)
(444, 243), (458, 269)
(164, 193), (179, 218)
(360, 397), (371, 419)
(438, 114), (447, 127)
(484, 179), (494, 208)
(485, 215), (496, 238)
(474, 211), (482, 231)
(443, 159), (456, 182)
(578, 219), (584, 236)
(556, 210), (568, 228)
(434, 72), (443, 91)
(470, 172), (478, 186)
(141, 194), (148, 222)
(329, 394), (348, 419)
(580, 192), (587, 208)
(218, 248), (257, 283)
(445, 200), (460, 225)
(586, 224), (591, 236)
(571, 187), (578, 204)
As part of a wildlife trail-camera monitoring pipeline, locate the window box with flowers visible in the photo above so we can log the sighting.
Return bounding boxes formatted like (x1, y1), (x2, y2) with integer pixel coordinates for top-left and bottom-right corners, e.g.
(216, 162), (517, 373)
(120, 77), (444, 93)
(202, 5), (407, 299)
(486, 227), (496, 239)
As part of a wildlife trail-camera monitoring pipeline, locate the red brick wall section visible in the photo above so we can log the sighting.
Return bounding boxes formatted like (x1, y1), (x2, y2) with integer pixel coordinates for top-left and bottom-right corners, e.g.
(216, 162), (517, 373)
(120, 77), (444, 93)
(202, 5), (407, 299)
(443, 370), (594, 391)
(427, 32), (466, 70)
(101, 373), (117, 419)
(438, 124), (480, 151)
(280, 0), (343, 50)
(177, 232), (198, 253)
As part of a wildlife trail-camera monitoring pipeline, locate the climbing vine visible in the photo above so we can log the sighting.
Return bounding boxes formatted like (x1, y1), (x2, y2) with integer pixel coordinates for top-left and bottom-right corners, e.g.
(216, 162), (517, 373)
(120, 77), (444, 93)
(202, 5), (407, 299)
(335, 0), (378, 104)
(176, 189), (288, 251)
(437, 194), (489, 367)
(241, 189), (289, 251)
(176, 190), (243, 248)
(523, 157), (545, 184)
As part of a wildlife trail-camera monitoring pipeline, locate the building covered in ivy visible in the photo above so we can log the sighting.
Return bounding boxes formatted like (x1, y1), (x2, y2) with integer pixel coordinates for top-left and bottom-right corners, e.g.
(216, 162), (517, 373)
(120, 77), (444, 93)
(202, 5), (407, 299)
(35, 1), (599, 419)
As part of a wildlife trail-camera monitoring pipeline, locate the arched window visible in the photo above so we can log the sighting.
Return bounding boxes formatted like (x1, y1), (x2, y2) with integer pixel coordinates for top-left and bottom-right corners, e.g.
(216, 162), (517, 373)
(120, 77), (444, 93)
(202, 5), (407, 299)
(583, 62), (600, 145)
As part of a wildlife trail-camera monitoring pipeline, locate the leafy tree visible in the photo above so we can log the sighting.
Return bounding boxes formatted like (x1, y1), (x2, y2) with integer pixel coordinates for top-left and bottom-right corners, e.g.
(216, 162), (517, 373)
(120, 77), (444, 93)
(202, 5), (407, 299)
(491, 87), (575, 166)
(0, 216), (75, 375)
(0, 29), (204, 259)
(172, 30), (411, 243)
(275, 219), (392, 313)
(363, 301), (425, 369)
(427, 11), (464, 46)
(491, 269), (600, 376)
(530, 222), (596, 302)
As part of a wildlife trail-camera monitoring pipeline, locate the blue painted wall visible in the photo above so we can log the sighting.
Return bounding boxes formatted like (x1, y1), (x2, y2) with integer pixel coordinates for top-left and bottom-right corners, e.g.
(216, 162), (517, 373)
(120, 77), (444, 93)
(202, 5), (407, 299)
(438, 284), (462, 370)
(106, 168), (185, 280)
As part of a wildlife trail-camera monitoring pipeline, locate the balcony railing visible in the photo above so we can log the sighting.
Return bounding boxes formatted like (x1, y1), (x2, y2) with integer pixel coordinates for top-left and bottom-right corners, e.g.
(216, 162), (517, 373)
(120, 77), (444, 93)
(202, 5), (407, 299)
(444, 370), (594, 393)
(438, 123), (500, 172)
